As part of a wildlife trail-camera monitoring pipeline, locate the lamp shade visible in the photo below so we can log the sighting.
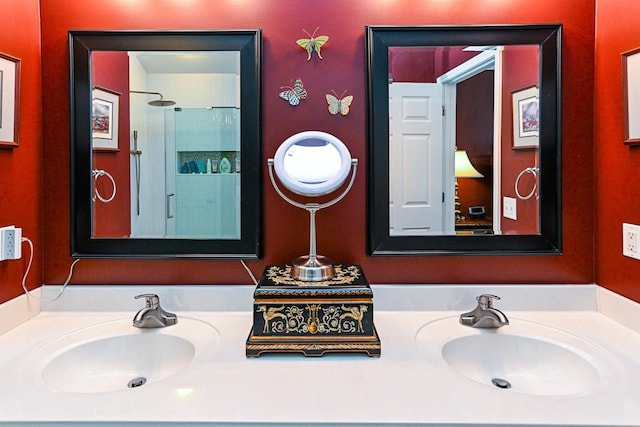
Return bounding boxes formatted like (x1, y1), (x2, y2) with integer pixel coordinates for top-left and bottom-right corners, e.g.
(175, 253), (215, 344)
(455, 150), (484, 178)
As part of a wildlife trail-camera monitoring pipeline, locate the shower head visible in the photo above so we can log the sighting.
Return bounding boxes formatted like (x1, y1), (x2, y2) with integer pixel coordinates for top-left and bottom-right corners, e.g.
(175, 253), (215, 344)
(148, 98), (176, 107)
(130, 90), (176, 107)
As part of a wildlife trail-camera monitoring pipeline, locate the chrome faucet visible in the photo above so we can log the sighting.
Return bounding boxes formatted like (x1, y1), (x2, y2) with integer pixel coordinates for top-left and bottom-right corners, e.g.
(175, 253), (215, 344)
(132, 294), (177, 328)
(459, 294), (509, 328)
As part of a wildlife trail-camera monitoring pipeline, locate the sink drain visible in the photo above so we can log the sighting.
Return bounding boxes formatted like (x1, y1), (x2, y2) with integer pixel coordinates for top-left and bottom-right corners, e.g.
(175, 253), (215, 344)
(127, 377), (147, 388)
(491, 378), (511, 389)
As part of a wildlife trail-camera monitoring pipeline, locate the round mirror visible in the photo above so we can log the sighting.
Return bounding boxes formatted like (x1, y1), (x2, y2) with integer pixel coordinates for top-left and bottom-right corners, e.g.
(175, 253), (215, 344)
(273, 131), (352, 196)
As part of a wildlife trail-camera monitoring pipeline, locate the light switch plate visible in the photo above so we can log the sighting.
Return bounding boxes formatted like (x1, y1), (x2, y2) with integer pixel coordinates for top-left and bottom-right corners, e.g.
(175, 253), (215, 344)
(503, 197), (517, 220)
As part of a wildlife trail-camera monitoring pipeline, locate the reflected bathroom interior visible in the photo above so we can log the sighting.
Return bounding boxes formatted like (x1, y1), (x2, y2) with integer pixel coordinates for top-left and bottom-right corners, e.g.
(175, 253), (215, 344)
(91, 51), (242, 240)
(387, 44), (540, 237)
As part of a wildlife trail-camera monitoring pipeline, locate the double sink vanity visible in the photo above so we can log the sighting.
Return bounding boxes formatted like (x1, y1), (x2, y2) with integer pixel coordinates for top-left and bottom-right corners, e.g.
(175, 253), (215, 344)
(1, 283), (640, 426)
(11, 21), (634, 426)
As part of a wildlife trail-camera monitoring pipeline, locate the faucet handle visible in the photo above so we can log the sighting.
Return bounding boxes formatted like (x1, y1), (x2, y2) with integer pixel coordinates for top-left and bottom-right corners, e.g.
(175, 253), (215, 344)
(476, 294), (500, 309)
(135, 293), (160, 309)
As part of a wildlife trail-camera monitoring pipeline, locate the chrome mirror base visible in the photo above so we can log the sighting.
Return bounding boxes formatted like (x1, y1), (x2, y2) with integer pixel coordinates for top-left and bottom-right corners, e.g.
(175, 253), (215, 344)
(291, 255), (335, 282)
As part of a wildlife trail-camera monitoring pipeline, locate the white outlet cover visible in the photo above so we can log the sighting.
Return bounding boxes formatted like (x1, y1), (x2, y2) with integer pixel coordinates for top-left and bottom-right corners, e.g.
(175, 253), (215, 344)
(503, 196), (517, 220)
(623, 223), (640, 260)
(0, 225), (21, 261)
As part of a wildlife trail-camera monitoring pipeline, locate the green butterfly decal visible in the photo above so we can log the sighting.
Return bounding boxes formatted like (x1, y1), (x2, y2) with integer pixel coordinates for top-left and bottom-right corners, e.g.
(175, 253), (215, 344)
(296, 27), (329, 60)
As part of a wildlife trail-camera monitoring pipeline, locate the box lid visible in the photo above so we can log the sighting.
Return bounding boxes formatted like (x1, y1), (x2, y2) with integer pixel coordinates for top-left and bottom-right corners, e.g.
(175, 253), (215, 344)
(253, 264), (372, 299)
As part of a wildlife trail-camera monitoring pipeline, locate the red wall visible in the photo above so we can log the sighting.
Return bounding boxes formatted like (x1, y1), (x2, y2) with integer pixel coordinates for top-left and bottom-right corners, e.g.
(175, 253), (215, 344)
(39, 0), (596, 287)
(595, 0), (640, 301)
(389, 47), (438, 83)
(0, 0), (42, 302)
(92, 51), (131, 238)
(500, 45), (540, 234)
(456, 71), (494, 219)
(389, 47), (478, 83)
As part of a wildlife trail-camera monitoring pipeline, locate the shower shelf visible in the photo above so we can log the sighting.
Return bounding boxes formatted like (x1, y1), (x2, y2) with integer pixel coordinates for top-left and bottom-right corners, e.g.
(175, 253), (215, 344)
(178, 150), (240, 174)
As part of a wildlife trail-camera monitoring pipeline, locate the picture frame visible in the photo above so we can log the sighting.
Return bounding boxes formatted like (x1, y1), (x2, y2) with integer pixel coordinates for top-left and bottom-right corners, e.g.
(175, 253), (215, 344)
(511, 85), (539, 149)
(623, 47), (640, 145)
(0, 52), (20, 148)
(92, 86), (120, 151)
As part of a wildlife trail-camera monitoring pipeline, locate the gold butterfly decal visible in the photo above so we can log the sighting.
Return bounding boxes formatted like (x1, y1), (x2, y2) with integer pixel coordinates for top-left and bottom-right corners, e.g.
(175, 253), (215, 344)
(326, 90), (353, 116)
(296, 27), (329, 60)
(279, 78), (307, 106)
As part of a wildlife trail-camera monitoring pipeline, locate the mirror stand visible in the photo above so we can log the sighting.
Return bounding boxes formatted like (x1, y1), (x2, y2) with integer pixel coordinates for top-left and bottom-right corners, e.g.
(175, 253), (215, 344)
(250, 131), (378, 357)
(268, 158), (358, 281)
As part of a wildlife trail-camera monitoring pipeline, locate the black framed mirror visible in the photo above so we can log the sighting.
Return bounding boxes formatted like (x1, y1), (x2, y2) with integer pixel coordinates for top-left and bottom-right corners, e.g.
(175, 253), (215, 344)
(366, 24), (561, 255)
(70, 30), (262, 258)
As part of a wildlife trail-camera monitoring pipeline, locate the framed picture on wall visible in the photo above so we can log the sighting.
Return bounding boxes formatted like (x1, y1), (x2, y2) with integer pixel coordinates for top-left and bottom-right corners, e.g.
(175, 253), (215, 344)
(0, 52), (21, 148)
(511, 85), (539, 150)
(92, 86), (120, 151)
(623, 47), (640, 145)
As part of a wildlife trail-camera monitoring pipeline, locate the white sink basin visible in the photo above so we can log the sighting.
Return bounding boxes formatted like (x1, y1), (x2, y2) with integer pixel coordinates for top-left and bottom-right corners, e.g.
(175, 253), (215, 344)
(416, 316), (623, 397)
(23, 317), (220, 393)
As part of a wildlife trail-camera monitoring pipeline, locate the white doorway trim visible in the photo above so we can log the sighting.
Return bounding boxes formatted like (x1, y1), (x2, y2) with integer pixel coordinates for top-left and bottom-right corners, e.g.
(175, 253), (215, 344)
(436, 48), (503, 234)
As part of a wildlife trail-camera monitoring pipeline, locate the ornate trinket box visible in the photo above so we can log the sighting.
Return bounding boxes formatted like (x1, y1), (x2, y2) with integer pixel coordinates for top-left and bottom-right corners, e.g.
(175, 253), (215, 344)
(246, 264), (381, 357)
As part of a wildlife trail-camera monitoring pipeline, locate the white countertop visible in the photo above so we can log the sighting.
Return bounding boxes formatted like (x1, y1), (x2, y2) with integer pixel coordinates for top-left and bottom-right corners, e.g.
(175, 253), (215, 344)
(1, 284), (640, 426)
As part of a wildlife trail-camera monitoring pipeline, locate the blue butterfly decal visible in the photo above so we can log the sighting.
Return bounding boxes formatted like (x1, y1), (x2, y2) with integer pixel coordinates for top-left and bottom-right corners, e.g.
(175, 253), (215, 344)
(279, 78), (307, 106)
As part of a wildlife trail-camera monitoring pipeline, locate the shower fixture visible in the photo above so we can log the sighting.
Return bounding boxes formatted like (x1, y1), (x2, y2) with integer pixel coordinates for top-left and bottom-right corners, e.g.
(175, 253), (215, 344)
(130, 90), (176, 107)
(131, 130), (142, 215)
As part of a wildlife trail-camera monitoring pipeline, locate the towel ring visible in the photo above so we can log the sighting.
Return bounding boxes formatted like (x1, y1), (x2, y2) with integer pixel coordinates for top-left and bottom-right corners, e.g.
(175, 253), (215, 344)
(92, 169), (117, 203)
(515, 167), (539, 200)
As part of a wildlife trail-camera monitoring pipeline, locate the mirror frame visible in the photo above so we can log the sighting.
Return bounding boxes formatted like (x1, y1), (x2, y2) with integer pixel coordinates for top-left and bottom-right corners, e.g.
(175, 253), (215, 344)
(366, 24), (562, 256)
(70, 30), (262, 258)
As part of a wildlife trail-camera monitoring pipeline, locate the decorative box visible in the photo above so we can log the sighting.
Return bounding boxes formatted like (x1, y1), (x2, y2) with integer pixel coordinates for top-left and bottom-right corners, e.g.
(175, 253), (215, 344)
(246, 264), (381, 357)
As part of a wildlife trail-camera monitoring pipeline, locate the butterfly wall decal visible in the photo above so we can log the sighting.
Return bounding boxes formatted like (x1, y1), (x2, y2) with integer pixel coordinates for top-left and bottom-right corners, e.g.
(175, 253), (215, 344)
(326, 90), (353, 116)
(279, 78), (307, 106)
(296, 27), (329, 60)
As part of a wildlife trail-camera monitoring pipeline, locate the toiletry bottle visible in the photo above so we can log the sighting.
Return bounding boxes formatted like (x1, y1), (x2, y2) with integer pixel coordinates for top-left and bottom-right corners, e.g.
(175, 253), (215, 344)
(206, 158), (212, 174)
(219, 153), (231, 174)
(235, 153), (241, 173)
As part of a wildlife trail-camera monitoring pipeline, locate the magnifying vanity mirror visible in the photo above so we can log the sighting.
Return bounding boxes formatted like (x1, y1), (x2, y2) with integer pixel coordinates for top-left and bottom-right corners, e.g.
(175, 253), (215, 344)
(366, 24), (561, 255)
(268, 131), (357, 281)
(70, 30), (262, 258)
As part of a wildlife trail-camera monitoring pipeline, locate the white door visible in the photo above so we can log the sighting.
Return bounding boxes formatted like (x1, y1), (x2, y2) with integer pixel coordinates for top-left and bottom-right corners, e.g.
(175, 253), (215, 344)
(389, 82), (444, 236)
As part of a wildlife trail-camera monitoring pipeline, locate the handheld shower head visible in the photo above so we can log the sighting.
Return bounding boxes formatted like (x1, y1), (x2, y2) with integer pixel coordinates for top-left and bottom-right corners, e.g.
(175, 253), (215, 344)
(130, 90), (176, 107)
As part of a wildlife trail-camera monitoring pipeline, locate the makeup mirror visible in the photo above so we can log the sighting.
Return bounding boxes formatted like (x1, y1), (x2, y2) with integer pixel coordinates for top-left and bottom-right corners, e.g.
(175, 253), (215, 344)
(268, 131), (357, 281)
(366, 24), (561, 255)
(70, 30), (262, 258)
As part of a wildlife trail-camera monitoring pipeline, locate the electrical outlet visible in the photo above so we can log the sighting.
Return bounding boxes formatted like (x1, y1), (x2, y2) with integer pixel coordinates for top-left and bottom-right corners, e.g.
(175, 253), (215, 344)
(0, 225), (21, 261)
(503, 197), (517, 220)
(623, 223), (640, 260)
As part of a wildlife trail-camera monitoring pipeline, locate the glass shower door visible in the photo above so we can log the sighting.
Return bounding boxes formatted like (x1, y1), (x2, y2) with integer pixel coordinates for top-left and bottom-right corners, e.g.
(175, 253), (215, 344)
(166, 107), (241, 239)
